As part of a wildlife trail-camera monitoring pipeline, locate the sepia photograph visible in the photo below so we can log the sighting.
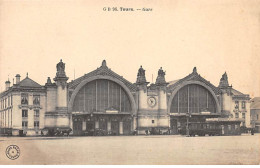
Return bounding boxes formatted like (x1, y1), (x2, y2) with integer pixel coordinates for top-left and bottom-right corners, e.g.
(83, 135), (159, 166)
(0, 0), (259, 165)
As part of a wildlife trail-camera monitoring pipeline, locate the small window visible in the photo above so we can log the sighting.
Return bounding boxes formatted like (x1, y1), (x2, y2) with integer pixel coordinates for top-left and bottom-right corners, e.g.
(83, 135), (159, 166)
(21, 93), (28, 105)
(242, 101), (246, 109)
(228, 125), (231, 130)
(22, 110), (28, 118)
(235, 124), (239, 129)
(33, 95), (40, 105)
(235, 113), (239, 118)
(152, 120), (154, 124)
(235, 101), (239, 109)
(34, 110), (39, 118)
(22, 121), (28, 128)
(34, 121), (39, 129)
(257, 114), (259, 120)
(242, 113), (245, 119)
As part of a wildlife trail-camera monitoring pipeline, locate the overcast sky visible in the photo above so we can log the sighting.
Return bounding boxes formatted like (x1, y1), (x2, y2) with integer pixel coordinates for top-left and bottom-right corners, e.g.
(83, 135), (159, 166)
(0, 0), (259, 97)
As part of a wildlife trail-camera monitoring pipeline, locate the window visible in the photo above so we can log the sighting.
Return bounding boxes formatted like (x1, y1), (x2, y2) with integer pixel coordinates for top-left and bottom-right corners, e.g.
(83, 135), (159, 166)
(22, 121), (28, 128)
(170, 84), (217, 114)
(34, 110), (39, 118)
(34, 121), (39, 129)
(235, 101), (239, 109)
(21, 93), (28, 105)
(242, 113), (245, 119)
(22, 110), (28, 118)
(257, 114), (259, 120)
(228, 125), (231, 130)
(235, 113), (239, 118)
(73, 80), (132, 113)
(235, 124), (239, 130)
(33, 95), (40, 105)
(152, 120), (154, 124)
(242, 101), (246, 109)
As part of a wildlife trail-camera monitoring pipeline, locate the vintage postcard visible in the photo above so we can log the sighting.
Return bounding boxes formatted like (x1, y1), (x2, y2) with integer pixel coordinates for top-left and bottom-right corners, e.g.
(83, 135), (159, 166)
(0, 0), (259, 165)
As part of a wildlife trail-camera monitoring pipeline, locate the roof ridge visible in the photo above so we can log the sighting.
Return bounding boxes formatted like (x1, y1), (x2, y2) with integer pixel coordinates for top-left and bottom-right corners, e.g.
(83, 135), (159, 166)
(19, 77), (42, 88)
(167, 72), (221, 94)
(68, 66), (137, 91)
(231, 88), (245, 95)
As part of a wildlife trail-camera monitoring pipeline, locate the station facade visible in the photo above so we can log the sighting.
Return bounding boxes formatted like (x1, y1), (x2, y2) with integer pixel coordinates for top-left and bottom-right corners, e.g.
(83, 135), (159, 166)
(0, 60), (252, 136)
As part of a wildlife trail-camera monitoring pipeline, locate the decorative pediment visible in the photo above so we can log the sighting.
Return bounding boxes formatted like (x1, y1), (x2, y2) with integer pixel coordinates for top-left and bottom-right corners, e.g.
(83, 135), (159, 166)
(167, 67), (221, 95)
(68, 60), (137, 92)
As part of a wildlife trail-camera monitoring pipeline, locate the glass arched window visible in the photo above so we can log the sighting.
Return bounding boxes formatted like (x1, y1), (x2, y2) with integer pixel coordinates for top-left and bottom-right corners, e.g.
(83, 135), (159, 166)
(170, 84), (216, 113)
(73, 79), (131, 112)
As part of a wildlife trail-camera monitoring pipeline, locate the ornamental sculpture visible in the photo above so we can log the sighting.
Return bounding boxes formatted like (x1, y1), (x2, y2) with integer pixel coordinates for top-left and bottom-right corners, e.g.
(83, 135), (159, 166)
(136, 65), (147, 84)
(156, 67), (167, 85)
(57, 59), (65, 73)
(158, 67), (165, 77)
(137, 65), (145, 77)
(55, 59), (67, 78)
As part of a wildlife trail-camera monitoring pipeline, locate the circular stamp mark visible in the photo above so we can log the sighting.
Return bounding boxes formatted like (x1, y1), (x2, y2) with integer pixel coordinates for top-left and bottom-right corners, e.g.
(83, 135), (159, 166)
(6, 145), (20, 160)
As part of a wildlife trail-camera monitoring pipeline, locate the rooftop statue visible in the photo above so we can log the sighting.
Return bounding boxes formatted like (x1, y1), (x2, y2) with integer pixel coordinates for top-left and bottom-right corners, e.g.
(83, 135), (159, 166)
(55, 59), (68, 79)
(137, 66), (145, 77)
(219, 72), (229, 88)
(156, 67), (167, 85)
(57, 59), (65, 73)
(158, 67), (165, 77)
(221, 72), (228, 81)
(136, 65), (147, 84)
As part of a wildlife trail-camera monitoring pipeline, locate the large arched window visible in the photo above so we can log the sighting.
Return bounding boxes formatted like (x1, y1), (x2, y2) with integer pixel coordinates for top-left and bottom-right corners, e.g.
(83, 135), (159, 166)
(170, 84), (216, 113)
(73, 79), (132, 112)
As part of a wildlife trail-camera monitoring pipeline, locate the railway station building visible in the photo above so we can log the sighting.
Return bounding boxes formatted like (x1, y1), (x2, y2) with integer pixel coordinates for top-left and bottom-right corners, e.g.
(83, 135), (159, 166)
(0, 60), (252, 136)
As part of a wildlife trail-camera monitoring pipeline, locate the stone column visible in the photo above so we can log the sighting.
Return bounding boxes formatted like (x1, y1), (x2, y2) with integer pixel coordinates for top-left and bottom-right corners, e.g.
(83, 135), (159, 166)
(107, 121), (111, 131)
(95, 121), (99, 129)
(119, 121), (123, 135)
(82, 121), (86, 131)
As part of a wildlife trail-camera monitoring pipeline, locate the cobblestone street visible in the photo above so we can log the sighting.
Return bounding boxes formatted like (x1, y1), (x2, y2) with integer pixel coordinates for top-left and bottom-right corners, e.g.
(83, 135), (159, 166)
(0, 134), (259, 165)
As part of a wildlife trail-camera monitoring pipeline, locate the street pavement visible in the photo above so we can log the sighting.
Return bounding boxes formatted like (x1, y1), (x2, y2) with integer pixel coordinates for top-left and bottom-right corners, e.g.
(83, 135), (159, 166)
(0, 134), (259, 165)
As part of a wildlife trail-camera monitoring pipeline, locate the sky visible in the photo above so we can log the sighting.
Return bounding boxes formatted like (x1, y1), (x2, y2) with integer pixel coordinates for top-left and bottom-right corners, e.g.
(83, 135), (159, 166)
(0, 0), (259, 97)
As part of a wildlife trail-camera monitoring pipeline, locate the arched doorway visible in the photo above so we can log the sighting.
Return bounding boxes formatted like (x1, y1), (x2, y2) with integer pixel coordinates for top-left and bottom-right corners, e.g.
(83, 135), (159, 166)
(168, 82), (220, 134)
(70, 78), (136, 136)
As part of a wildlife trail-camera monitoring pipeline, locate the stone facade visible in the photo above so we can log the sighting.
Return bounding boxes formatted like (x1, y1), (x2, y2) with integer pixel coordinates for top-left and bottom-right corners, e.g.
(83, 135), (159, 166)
(218, 72), (251, 127)
(0, 74), (46, 136)
(0, 60), (254, 136)
(250, 97), (260, 132)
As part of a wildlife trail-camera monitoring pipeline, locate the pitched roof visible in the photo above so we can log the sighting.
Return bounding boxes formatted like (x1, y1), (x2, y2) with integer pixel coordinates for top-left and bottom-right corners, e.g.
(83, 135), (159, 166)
(18, 77), (42, 88)
(167, 79), (180, 87)
(251, 97), (260, 109)
(167, 67), (221, 95)
(231, 88), (245, 96)
(68, 60), (137, 92)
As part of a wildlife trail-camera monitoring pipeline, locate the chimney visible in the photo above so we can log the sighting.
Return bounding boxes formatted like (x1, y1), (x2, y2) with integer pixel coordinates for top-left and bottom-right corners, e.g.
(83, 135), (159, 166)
(5, 80), (10, 90)
(15, 74), (21, 84)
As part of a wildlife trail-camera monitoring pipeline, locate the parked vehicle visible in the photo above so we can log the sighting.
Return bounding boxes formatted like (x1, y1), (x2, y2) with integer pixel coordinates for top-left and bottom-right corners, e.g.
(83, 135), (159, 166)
(41, 127), (72, 136)
(0, 128), (12, 136)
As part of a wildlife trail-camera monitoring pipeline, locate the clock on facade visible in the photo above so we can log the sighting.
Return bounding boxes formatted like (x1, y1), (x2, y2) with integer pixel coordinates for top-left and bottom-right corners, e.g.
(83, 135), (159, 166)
(147, 97), (156, 107)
